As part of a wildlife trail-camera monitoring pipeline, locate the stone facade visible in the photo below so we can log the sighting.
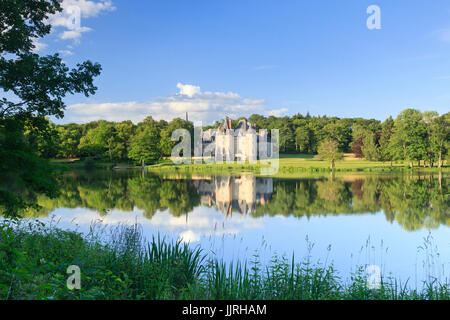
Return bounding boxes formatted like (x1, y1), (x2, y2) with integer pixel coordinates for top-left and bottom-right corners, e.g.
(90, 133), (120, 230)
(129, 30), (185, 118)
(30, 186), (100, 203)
(202, 117), (270, 161)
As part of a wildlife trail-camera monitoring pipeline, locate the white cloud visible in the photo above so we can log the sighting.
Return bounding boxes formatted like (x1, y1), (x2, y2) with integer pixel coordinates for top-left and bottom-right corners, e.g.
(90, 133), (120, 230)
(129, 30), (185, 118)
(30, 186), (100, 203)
(148, 208), (265, 243)
(64, 0), (115, 18)
(60, 27), (92, 40)
(32, 40), (48, 52)
(176, 83), (201, 97)
(58, 49), (74, 56)
(38, 206), (266, 244)
(65, 83), (286, 124)
(49, 0), (115, 42)
(267, 108), (288, 117)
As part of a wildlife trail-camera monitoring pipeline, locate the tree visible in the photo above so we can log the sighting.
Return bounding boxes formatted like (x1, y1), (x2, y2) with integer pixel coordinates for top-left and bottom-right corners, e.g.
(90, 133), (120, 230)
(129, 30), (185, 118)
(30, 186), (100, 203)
(295, 125), (311, 153)
(422, 111), (438, 167)
(267, 116), (295, 153)
(305, 121), (321, 153)
(361, 132), (379, 161)
(113, 121), (135, 161)
(379, 116), (395, 165)
(57, 124), (82, 158)
(0, 118), (58, 217)
(391, 109), (427, 168)
(424, 112), (449, 168)
(159, 117), (193, 157)
(78, 121), (116, 160)
(78, 120), (135, 162)
(128, 126), (161, 167)
(351, 121), (381, 160)
(351, 138), (364, 158)
(24, 117), (59, 159)
(0, 0), (101, 217)
(159, 128), (173, 156)
(0, 1), (101, 119)
(248, 114), (266, 130)
(317, 139), (344, 169)
(323, 120), (352, 152)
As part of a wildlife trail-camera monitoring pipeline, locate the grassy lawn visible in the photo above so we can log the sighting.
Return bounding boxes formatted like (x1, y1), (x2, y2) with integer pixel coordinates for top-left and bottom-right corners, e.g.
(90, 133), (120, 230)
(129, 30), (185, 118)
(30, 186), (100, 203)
(148, 154), (448, 177)
(50, 155), (449, 177)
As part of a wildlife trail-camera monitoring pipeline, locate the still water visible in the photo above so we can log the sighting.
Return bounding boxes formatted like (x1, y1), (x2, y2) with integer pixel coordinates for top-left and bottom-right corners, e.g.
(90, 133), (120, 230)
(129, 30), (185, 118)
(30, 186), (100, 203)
(28, 169), (449, 286)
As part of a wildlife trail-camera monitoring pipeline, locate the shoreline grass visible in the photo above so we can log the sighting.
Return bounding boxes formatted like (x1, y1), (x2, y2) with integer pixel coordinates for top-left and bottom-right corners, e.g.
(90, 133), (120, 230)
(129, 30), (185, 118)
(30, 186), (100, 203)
(50, 155), (449, 178)
(147, 157), (449, 178)
(1, 220), (449, 300)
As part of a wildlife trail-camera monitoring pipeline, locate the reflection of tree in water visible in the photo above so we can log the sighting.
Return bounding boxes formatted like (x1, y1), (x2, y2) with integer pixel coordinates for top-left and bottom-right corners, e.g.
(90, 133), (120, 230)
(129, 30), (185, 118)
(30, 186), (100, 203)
(158, 179), (200, 216)
(17, 170), (449, 231)
(21, 170), (201, 218)
(379, 175), (449, 231)
(317, 178), (349, 207)
(128, 175), (162, 218)
(127, 175), (200, 217)
(253, 173), (448, 231)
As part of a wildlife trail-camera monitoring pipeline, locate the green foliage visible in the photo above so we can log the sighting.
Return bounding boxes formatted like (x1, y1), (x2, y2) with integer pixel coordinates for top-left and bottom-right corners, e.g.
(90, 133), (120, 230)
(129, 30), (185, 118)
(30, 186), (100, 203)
(0, 221), (205, 300)
(379, 116), (395, 163)
(24, 117), (60, 159)
(390, 109), (428, 166)
(159, 117), (193, 156)
(129, 125), (162, 166)
(0, 0), (101, 217)
(1, 220), (449, 300)
(56, 124), (82, 158)
(0, 0), (101, 119)
(424, 112), (450, 168)
(82, 157), (96, 170)
(323, 120), (352, 152)
(19, 170), (449, 232)
(79, 121), (116, 160)
(114, 121), (135, 160)
(295, 123), (312, 153)
(361, 133), (379, 161)
(317, 139), (344, 168)
(32, 109), (447, 169)
(0, 119), (59, 217)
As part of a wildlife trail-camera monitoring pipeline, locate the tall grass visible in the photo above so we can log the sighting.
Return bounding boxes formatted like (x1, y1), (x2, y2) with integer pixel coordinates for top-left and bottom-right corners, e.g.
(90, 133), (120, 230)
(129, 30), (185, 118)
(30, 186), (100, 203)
(1, 220), (449, 300)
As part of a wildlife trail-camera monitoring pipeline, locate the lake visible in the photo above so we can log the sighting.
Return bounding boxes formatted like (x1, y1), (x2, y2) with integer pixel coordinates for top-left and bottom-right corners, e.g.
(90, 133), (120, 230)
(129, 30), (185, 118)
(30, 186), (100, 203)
(26, 169), (449, 287)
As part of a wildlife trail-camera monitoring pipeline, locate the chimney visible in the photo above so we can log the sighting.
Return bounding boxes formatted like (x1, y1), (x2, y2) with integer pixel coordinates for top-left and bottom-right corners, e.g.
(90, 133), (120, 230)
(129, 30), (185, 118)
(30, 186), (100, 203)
(228, 118), (232, 129)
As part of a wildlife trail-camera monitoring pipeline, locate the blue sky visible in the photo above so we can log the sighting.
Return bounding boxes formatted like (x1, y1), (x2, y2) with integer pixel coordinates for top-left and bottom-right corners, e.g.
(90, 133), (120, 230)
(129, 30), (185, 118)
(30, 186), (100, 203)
(39, 0), (450, 124)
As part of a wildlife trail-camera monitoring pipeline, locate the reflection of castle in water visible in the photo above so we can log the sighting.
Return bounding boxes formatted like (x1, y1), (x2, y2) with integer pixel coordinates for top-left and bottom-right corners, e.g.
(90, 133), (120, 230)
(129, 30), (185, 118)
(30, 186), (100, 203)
(192, 176), (273, 216)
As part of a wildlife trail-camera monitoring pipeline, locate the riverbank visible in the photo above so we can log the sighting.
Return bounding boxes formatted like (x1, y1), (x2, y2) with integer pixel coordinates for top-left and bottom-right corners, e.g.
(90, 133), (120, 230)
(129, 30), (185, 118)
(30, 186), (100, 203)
(51, 154), (449, 177)
(1, 220), (449, 300)
(147, 154), (449, 178)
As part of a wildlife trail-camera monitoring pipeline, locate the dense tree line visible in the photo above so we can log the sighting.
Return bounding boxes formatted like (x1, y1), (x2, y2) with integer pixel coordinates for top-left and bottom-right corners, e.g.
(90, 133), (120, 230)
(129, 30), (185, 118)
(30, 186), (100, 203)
(36, 109), (449, 168)
(37, 116), (194, 165)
